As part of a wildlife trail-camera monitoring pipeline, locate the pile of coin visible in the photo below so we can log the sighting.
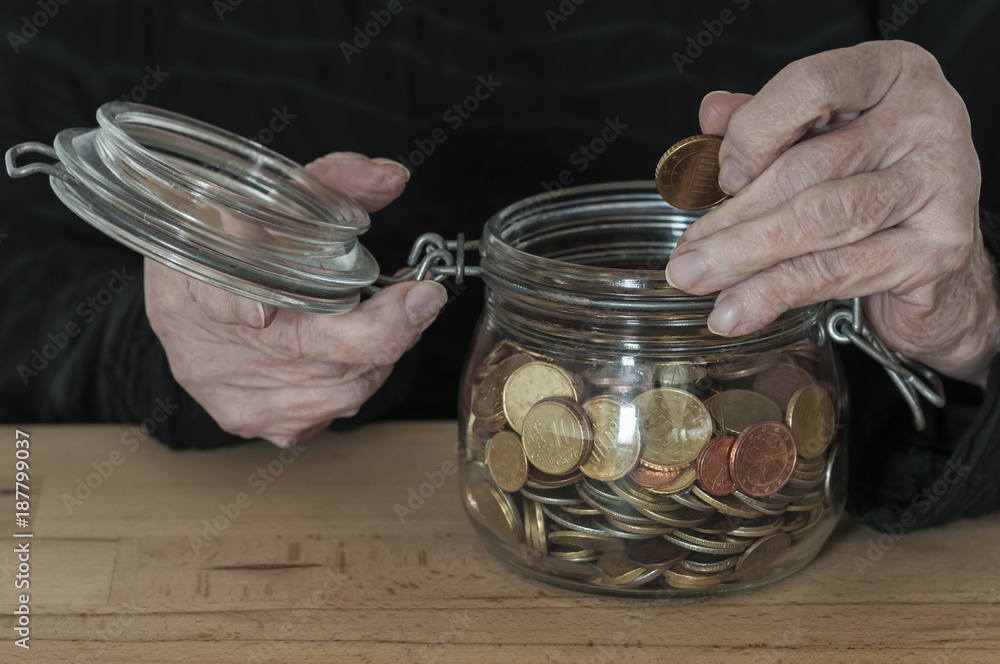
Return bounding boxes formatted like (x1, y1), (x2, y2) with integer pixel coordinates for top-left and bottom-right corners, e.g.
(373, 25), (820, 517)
(462, 339), (839, 593)
(461, 134), (841, 594)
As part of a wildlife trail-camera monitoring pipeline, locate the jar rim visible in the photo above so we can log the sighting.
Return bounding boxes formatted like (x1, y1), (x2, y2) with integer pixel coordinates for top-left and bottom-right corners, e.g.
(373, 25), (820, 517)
(481, 181), (714, 311)
(479, 181), (822, 347)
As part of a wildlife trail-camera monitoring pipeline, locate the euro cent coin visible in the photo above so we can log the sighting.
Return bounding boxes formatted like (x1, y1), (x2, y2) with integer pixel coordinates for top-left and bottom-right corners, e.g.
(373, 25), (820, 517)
(654, 134), (729, 210)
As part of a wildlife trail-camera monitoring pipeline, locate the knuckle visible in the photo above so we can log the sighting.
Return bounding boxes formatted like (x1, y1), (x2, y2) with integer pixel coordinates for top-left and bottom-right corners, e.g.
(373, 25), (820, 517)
(790, 187), (842, 243)
(739, 278), (791, 325)
(783, 58), (838, 114)
(334, 385), (371, 419)
(793, 250), (851, 294)
(213, 411), (255, 439)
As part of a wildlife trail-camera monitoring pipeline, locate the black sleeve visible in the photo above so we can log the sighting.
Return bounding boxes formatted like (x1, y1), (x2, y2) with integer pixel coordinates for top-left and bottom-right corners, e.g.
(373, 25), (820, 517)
(0, 2), (412, 448)
(846, 207), (1000, 531)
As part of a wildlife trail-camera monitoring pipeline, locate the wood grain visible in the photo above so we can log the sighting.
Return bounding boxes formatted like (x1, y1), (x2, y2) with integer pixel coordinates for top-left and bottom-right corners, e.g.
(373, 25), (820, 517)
(1, 422), (998, 663)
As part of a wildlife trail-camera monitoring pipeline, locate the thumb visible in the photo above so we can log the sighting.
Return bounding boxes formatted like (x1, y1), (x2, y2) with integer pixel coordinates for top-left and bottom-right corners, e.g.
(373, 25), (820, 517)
(699, 91), (753, 136)
(184, 277), (278, 329)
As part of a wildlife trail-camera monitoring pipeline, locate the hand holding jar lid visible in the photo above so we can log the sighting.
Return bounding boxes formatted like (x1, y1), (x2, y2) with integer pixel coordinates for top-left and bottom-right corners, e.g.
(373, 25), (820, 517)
(144, 152), (449, 447)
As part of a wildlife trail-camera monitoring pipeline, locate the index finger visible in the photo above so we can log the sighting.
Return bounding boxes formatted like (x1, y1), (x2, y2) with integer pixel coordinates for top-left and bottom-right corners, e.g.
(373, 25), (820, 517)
(717, 41), (907, 195)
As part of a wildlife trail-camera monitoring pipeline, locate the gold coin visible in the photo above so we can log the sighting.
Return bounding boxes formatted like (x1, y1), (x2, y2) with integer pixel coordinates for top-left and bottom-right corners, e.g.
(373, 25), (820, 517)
(690, 485), (760, 519)
(633, 388), (712, 468)
(467, 481), (524, 545)
(652, 362), (708, 388)
(502, 362), (578, 433)
(708, 389), (782, 436)
(486, 431), (529, 492)
(547, 530), (624, 552)
(521, 397), (593, 475)
(547, 546), (598, 561)
(597, 551), (648, 585)
(786, 385), (836, 458)
(654, 134), (728, 210)
(522, 498), (548, 556)
(472, 354), (532, 422)
(662, 565), (728, 589)
(580, 396), (642, 481)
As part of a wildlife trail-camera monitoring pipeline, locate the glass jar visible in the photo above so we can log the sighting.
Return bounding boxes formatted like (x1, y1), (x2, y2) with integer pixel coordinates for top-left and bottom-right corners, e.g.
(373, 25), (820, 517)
(459, 182), (847, 597)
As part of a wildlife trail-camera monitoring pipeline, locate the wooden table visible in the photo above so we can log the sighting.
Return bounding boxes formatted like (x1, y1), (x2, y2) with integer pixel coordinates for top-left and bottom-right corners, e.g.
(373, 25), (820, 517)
(1, 422), (998, 663)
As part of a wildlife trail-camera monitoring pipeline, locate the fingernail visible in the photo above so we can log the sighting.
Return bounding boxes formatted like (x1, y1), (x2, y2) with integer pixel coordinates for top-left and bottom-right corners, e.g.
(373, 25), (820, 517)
(372, 158), (410, 184)
(665, 251), (706, 291)
(701, 90), (731, 105)
(405, 281), (448, 326)
(708, 297), (743, 336)
(719, 159), (751, 195)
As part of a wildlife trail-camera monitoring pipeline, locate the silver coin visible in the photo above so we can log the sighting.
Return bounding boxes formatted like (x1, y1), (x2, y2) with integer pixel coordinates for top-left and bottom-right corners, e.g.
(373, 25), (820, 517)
(541, 505), (610, 537)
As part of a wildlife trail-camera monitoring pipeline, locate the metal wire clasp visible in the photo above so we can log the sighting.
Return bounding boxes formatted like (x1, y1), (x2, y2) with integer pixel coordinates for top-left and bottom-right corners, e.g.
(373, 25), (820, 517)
(826, 298), (946, 430)
(369, 232), (481, 292)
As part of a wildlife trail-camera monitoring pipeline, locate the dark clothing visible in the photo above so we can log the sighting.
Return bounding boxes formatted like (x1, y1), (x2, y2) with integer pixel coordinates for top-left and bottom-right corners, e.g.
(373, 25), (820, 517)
(1, 0), (999, 531)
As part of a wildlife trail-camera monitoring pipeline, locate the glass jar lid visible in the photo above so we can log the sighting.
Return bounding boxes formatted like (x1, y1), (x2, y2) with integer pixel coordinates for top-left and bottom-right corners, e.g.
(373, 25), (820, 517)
(9, 102), (379, 313)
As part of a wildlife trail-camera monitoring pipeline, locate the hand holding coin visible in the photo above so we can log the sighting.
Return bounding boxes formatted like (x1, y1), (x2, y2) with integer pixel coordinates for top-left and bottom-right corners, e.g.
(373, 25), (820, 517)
(660, 41), (1000, 387)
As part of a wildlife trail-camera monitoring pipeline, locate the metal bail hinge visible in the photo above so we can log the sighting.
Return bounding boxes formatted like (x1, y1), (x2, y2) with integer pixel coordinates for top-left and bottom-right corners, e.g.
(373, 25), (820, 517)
(368, 232), (481, 293)
(826, 298), (946, 431)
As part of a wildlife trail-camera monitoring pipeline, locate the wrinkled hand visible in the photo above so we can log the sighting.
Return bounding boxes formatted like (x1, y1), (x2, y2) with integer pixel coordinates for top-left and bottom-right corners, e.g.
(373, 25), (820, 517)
(667, 41), (1000, 387)
(144, 153), (448, 447)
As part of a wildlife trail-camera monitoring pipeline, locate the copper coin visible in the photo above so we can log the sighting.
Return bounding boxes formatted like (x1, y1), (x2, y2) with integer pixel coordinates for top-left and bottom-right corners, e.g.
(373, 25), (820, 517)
(753, 363), (815, 411)
(728, 421), (797, 498)
(695, 436), (737, 497)
(629, 460), (684, 489)
(707, 351), (780, 381)
(654, 134), (728, 210)
(625, 538), (690, 570)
